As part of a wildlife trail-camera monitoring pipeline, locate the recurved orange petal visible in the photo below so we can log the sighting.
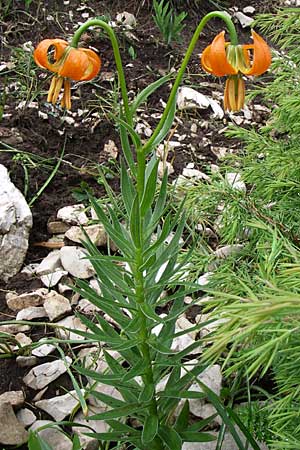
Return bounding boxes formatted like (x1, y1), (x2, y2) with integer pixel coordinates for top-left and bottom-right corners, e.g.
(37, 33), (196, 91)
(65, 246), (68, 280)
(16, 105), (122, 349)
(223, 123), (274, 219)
(242, 31), (271, 76)
(201, 31), (237, 77)
(57, 47), (90, 80)
(79, 48), (101, 81)
(34, 39), (68, 72)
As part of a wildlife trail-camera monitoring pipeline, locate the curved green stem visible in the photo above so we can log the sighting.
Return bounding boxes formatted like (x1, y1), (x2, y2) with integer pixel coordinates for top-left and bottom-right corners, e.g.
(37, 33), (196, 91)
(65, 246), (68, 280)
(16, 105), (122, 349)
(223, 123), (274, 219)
(143, 11), (238, 154)
(70, 19), (132, 126)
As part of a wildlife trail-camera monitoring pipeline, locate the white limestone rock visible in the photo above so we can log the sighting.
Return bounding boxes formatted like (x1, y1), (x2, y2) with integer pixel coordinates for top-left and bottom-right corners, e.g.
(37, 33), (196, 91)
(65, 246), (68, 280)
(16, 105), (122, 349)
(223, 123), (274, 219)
(43, 291), (71, 321)
(0, 402), (28, 446)
(225, 172), (246, 192)
(177, 87), (210, 110)
(35, 250), (62, 275)
(35, 389), (85, 421)
(14, 332), (32, 348)
(32, 339), (56, 357)
(55, 315), (87, 341)
(234, 11), (254, 28)
(16, 306), (47, 321)
(30, 421), (72, 450)
(65, 224), (107, 246)
(23, 357), (72, 390)
(60, 246), (95, 279)
(177, 87), (224, 119)
(0, 164), (32, 282)
(6, 288), (48, 311)
(40, 270), (68, 288)
(214, 244), (244, 259)
(116, 11), (137, 28)
(197, 272), (214, 287)
(57, 204), (89, 225)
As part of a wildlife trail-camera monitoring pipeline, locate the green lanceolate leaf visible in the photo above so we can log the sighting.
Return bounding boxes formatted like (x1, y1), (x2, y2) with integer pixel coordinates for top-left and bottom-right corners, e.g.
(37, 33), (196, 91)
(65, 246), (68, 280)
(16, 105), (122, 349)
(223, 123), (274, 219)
(131, 73), (172, 115)
(179, 432), (216, 443)
(158, 425), (182, 450)
(116, 115), (142, 149)
(141, 158), (159, 217)
(198, 382), (261, 450)
(122, 360), (146, 381)
(88, 390), (125, 409)
(139, 382), (155, 402)
(130, 194), (142, 248)
(175, 400), (189, 432)
(89, 196), (134, 257)
(148, 93), (177, 152)
(150, 168), (168, 227)
(119, 120), (136, 175)
(121, 158), (136, 216)
(28, 431), (53, 450)
(88, 402), (146, 420)
(139, 303), (163, 323)
(71, 434), (81, 450)
(142, 414), (159, 445)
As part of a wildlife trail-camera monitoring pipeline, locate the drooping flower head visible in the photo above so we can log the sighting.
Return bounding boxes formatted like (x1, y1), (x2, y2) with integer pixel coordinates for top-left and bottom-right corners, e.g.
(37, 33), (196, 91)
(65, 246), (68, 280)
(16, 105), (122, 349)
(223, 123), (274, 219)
(201, 31), (271, 112)
(34, 39), (101, 109)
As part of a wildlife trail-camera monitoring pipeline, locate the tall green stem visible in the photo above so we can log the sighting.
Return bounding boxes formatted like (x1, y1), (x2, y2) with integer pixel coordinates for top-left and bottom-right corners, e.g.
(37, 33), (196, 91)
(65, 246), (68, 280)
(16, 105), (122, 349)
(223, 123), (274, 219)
(70, 19), (132, 126)
(143, 11), (238, 154)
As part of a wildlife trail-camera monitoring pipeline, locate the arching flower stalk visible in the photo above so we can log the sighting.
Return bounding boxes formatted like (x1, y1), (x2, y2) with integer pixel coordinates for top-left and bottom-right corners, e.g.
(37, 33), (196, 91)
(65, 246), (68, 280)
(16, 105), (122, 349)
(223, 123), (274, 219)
(34, 38), (101, 109)
(201, 30), (271, 112)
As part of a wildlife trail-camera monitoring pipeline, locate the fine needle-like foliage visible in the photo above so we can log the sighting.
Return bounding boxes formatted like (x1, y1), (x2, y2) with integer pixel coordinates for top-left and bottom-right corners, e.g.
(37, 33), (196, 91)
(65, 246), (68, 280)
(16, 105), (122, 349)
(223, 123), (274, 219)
(177, 7), (300, 449)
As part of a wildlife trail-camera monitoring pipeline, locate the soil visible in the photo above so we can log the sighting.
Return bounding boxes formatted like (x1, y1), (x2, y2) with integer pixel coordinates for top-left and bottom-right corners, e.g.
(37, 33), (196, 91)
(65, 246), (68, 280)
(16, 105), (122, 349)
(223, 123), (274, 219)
(0, 0), (279, 447)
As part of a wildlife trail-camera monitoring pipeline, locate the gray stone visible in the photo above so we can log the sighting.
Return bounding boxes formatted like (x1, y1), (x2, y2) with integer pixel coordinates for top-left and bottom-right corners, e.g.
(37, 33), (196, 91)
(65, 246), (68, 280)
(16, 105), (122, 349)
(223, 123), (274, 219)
(30, 420), (72, 450)
(60, 246), (95, 278)
(0, 390), (25, 407)
(0, 323), (30, 333)
(182, 430), (268, 449)
(35, 389), (85, 421)
(16, 356), (38, 367)
(23, 357), (72, 390)
(0, 402), (28, 445)
(6, 288), (48, 311)
(16, 408), (37, 427)
(47, 220), (70, 234)
(14, 332), (32, 349)
(0, 164), (32, 282)
(43, 291), (71, 321)
(72, 407), (108, 449)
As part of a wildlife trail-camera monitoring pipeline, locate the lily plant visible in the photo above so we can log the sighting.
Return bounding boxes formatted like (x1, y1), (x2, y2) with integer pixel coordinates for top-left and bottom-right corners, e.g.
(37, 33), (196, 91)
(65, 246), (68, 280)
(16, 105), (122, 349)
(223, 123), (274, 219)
(31, 11), (271, 450)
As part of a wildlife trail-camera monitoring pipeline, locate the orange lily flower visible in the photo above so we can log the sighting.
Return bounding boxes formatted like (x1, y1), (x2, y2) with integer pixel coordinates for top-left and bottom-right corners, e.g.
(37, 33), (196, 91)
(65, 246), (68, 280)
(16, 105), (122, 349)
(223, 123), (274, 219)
(201, 30), (271, 112)
(34, 38), (101, 109)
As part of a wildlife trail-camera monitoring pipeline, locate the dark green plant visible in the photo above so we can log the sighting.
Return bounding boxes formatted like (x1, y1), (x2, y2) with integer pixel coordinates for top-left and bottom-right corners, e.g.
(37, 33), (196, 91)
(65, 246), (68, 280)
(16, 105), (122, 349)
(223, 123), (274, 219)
(153, 0), (187, 46)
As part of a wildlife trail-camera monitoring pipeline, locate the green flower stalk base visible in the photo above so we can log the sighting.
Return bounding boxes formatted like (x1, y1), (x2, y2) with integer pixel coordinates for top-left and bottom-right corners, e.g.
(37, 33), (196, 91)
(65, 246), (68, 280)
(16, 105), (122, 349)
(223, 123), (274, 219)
(70, 11), (237, 450)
